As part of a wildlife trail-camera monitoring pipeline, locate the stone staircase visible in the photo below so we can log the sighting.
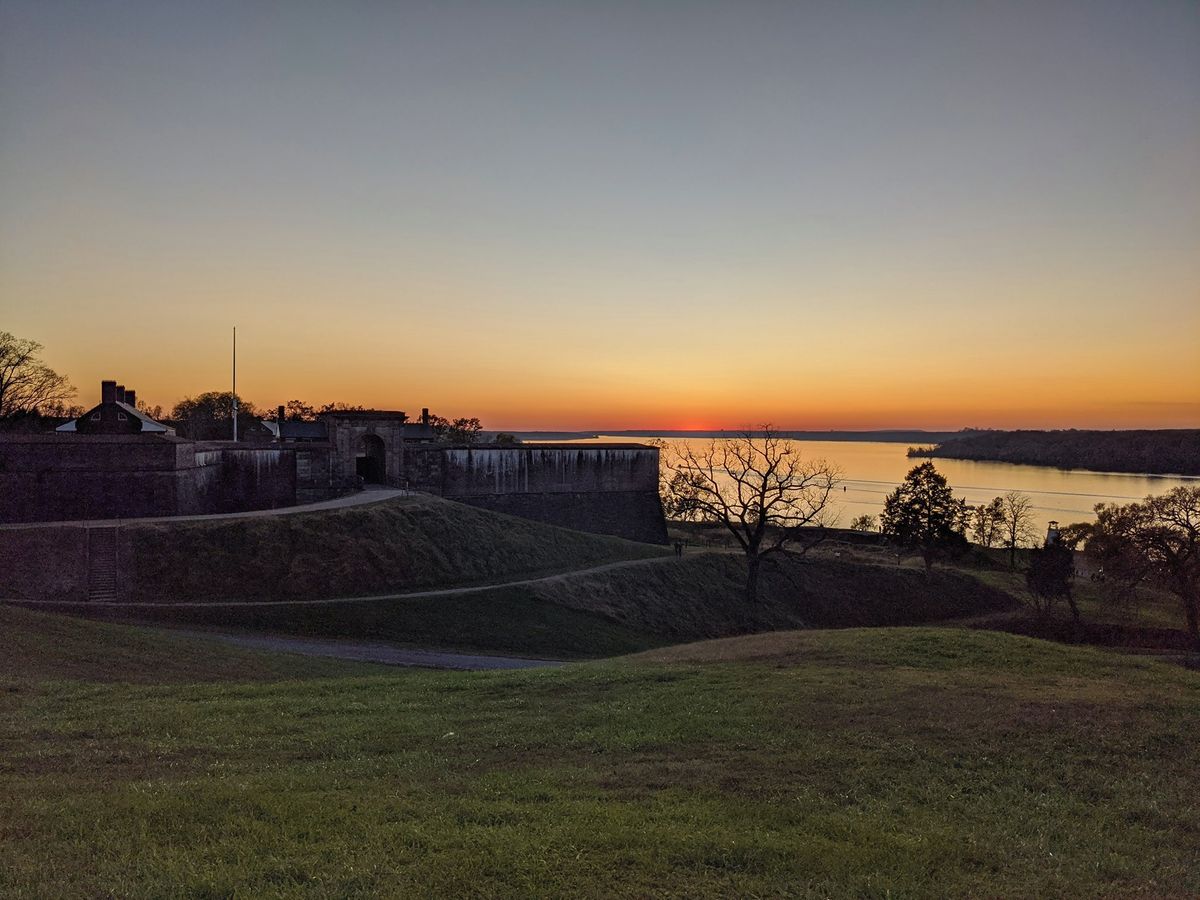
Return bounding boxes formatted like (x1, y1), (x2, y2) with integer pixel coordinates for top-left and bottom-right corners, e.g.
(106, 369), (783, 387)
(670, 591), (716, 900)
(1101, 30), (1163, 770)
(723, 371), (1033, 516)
(87, 527), (119, 602)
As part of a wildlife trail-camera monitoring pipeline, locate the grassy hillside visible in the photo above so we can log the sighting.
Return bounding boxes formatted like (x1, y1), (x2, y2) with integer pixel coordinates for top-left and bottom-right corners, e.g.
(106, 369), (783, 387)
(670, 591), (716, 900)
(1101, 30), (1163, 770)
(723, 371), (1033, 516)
(1, 618), (1197, 897)
(117, 494), (665, 603)
(0, 604), (378, 684)
(532, 551), (1017, 641)
(118, 583), (667, 659)
(89, 552), (1016, 659)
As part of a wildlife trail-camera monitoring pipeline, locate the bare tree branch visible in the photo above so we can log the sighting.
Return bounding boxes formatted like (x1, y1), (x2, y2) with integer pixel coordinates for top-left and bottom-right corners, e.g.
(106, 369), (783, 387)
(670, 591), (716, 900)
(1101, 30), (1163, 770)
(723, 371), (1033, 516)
(662, 425), (841, 603)
(0, 332), (76, 418)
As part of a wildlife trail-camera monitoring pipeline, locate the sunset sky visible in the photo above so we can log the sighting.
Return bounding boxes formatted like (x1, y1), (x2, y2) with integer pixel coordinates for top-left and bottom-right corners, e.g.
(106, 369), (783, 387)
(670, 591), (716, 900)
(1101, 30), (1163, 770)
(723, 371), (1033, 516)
(2, 0), (1197, 431)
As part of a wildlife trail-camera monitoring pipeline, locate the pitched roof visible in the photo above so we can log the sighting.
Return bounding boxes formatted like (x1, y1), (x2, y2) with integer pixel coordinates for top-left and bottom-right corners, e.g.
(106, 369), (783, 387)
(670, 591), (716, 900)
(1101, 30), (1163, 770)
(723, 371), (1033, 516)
(262, 420), (329, 440)
(55, 401), (171, 433)
(116, 402), (171, 433)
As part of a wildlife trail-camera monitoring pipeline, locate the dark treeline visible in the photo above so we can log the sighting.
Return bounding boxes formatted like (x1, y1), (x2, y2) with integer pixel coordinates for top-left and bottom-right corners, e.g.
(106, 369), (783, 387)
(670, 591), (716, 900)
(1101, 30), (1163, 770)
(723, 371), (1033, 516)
(518, 429), (961, 443)
(909, 429), (1200, 476)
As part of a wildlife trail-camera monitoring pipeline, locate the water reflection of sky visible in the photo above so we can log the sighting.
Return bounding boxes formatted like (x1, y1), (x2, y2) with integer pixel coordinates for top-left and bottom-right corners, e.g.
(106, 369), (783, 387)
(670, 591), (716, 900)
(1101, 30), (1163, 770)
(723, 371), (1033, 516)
(563, 437), (1200, 531)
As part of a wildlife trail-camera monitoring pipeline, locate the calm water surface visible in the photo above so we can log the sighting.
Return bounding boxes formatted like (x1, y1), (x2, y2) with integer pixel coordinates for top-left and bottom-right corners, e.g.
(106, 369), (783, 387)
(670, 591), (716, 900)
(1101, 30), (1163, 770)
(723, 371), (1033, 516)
(564, 437), (1200, 533)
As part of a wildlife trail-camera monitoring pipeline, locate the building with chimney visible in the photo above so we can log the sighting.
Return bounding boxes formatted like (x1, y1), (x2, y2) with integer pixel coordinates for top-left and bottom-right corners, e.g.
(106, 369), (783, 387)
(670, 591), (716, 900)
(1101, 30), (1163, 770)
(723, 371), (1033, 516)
(2, 382), (666, 543)
(55, 380), (173, 435)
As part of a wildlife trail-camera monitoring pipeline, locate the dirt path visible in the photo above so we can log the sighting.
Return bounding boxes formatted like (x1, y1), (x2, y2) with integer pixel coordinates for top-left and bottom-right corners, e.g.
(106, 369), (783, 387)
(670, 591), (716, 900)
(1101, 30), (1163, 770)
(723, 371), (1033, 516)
(4, 553), (681, 608)
(178, 631), (564, 670)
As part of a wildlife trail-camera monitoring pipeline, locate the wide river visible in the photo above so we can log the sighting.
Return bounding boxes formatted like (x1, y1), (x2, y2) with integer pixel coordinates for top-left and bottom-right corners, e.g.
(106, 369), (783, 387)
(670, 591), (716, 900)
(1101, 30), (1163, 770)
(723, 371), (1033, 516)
(558, 437), (1199, 533)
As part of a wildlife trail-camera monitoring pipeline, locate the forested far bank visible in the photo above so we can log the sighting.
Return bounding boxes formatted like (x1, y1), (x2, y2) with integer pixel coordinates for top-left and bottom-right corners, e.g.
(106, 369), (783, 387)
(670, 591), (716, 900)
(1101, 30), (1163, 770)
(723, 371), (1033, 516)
(910, 429), (1200, 476)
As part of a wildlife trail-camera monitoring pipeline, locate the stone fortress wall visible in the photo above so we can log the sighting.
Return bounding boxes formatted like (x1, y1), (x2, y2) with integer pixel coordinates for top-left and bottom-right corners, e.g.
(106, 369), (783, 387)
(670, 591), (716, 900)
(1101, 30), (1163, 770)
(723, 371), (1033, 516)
(404, 445), (667, 544)
(0, 435), (334, 524)
(0, 435), (666, 544)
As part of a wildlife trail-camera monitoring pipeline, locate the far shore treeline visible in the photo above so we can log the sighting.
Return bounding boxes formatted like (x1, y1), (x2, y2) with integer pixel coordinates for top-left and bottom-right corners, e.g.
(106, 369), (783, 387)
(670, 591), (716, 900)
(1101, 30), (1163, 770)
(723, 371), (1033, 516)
(909, 429), (1200, 477)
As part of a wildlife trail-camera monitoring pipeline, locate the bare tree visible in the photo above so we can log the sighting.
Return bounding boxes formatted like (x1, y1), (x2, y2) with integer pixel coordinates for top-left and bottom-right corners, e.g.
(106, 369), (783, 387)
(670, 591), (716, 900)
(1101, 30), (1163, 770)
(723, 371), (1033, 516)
(849, 514), (878, 533)
(0, 332), (76, 418)
(970, 497), (1005, 548)
(998, 491), (1038, 569)
(663, 426), (839, 604)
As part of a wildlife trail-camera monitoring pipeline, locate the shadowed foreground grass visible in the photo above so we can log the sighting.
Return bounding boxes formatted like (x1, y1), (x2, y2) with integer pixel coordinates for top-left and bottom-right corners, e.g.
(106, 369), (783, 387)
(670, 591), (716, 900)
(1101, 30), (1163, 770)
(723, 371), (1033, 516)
(2, 611), (1198, 897)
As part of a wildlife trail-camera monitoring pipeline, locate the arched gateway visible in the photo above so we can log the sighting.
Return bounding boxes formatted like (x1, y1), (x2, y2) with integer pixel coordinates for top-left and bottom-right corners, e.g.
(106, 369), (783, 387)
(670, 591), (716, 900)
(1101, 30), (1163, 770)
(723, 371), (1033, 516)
(321, 410), (412, 489)
(356, 433), (387, 483)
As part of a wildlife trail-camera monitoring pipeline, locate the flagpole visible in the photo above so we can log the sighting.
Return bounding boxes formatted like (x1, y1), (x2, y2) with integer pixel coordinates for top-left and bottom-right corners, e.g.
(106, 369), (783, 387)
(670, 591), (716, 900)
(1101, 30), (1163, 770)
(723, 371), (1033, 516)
(232, 326), (238, 442)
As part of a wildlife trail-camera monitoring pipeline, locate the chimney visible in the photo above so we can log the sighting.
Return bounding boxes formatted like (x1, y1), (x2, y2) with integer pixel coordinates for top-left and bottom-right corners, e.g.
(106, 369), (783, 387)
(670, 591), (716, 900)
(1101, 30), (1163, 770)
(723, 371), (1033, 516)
(125, 389), (137, 408)
(277, 405), (285, 441)
(101, 380), (116, 404)
(115, 384), (126, 404)
(421, 407), (430, 426)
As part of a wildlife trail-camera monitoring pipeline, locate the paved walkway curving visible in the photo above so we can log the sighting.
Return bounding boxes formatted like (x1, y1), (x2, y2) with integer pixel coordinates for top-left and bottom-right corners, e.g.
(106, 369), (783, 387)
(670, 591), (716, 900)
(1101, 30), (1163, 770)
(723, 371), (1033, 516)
(5, 554), (678, 608)
(0, 485), (413, 531)
(177, 631), (564, 670)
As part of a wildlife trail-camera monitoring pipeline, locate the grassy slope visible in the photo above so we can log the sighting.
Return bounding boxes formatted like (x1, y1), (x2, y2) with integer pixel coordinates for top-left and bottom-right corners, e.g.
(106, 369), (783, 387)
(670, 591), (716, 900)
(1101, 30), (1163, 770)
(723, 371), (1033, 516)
(940, 550), (1196, 650)
(118, 584), (666, 659)
(0, 604), (380, 684)
(99, 552), (1016, 659)
(118, 494), (665, 603)
(3, 617), (1197, 897)
(532, 552), (1017, 641)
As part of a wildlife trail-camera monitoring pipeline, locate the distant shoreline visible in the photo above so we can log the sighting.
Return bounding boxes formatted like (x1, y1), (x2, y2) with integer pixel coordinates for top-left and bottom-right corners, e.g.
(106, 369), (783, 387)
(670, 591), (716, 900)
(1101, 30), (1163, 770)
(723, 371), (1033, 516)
(511, 429), (960, 444)
(908, 429), (1200, 477)
(508, 427), (1200, 478)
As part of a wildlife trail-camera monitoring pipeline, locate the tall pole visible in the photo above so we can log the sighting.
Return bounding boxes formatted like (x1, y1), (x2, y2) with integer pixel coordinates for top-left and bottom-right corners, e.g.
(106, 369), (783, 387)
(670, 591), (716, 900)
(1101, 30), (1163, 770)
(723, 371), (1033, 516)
(232, 326), (238, 442)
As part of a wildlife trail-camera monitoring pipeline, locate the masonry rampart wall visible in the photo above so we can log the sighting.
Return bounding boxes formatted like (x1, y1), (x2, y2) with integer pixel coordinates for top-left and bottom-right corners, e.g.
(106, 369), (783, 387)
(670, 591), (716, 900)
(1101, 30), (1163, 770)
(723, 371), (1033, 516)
(0, 437), (666, 543)
(405, 445), (667, 543)
(0, 436), (302, 523)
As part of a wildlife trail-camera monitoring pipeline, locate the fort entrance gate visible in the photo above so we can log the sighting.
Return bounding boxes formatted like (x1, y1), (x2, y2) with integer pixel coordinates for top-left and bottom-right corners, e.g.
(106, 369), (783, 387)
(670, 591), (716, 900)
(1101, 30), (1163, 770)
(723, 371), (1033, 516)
(323, 410), (408, 488)
(356, 434), (387, 483)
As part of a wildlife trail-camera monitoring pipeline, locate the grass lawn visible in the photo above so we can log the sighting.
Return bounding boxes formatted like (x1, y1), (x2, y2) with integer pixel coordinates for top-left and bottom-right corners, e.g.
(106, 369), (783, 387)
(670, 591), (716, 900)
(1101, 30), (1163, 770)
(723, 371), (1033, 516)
(0, 495), (668, 606)
(58, 550), (1016, 660)
(2, 606), (1198, 897)
(117, 584), (668, 660)
(122, 495), (667, 604)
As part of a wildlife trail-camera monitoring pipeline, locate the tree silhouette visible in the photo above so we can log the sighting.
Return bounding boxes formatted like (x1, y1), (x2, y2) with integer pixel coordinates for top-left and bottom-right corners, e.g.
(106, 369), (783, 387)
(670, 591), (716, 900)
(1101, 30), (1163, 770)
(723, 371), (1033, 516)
(969, 497), (1005, 548)
(1084, 487), (1200, 648)
(998, 491), (1039, 569)
(663, 426), (839, 604)
(880, 463), (968, 576)
(0, 332), (76, 418)
(427, 414), (484, 444)
(1026, 541), (1077, 620)
(171, 392), (260, 440)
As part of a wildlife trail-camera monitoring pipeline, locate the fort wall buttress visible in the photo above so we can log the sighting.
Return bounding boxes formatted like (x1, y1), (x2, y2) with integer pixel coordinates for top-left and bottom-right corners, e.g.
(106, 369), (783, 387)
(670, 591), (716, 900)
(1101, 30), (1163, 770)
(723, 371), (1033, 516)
(0, 436), (305, 523)
(405, 445), (668, 543)
(458, 491), (668, 544)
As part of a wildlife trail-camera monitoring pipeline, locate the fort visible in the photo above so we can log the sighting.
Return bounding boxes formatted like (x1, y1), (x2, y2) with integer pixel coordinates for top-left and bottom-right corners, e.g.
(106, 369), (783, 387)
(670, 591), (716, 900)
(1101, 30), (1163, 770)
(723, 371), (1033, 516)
(0, 380), (667, 544)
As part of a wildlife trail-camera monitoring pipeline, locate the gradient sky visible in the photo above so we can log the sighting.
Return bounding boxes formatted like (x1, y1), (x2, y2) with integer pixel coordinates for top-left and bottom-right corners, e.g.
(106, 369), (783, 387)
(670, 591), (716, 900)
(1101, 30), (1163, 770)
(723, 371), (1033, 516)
(2, 0), (1197, 430)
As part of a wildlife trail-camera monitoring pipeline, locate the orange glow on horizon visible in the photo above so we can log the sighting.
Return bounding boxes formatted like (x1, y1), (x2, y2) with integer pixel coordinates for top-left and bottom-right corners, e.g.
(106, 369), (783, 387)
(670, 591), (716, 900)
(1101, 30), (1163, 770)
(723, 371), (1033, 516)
(40, 327), (1200, 434)
(2, 2), (1198, 435)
